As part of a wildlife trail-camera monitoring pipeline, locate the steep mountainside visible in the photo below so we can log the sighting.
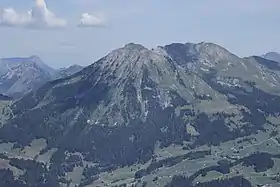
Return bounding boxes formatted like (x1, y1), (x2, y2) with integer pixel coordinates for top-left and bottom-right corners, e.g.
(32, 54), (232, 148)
(262, 52), (280, 63)
(1, 43), (280, 186)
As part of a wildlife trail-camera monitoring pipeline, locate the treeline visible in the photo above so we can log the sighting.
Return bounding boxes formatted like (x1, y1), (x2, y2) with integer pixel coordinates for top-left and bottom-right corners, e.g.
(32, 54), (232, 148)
(135, 150), (211, 179)
(135, 152), (278, 187)
(165, 175), (252, 187)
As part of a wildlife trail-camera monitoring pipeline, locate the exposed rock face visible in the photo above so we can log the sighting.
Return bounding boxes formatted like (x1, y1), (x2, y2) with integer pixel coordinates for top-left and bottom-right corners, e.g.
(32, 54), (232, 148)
(1, 42), (280, 186)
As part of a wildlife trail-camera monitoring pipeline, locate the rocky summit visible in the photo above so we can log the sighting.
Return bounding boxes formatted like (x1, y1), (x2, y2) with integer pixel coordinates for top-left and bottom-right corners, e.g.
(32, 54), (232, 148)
(1, 42), (280, 187)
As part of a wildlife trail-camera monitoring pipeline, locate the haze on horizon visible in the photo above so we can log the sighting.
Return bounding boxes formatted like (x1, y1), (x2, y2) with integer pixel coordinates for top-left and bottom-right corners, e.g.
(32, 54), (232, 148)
(0, 0), (279, 68)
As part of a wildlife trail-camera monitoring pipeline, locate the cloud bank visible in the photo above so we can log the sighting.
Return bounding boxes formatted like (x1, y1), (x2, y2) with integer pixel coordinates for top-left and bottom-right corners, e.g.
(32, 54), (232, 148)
(78, 13), (106, 28)
(0, 0), (67, 29)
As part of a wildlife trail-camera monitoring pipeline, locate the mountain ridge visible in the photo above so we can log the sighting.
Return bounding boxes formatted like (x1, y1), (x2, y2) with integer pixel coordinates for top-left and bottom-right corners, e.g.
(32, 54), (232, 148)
(1, 42), (280, 186)
(0, 55), (56, 75)
(0, 56), (84, 98)
(261, 52), (280, 63)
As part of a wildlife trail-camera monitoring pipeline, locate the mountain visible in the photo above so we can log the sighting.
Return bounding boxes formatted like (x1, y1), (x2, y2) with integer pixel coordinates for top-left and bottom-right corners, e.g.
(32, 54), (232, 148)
(56, 64), (84, 78)
(1, 42), (280, 186)
(0, 55), (56, 76)
(0, 56), (83, 98)
(0, 56), (56, 98)
(261, 52), (280, 63)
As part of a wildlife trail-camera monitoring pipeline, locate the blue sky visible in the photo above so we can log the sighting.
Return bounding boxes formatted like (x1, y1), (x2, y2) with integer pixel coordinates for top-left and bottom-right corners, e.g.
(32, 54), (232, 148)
(0, 0), (279, 68)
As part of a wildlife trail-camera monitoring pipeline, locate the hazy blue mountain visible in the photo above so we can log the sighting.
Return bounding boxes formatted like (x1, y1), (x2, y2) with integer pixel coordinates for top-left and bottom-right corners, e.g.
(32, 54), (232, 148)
(261, 52), (280, 63)
(0, 56), (84, 98)
(0, 56), (55, 98)
(0, 55), (56, 76)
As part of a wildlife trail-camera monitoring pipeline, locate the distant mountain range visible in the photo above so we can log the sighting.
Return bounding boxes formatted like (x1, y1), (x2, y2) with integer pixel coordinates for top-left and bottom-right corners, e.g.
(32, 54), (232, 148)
(0, 52), (278, 99)
(261, 52), (280, 63)
(0, 42), (280, 186)
(0, 56), (84, 98)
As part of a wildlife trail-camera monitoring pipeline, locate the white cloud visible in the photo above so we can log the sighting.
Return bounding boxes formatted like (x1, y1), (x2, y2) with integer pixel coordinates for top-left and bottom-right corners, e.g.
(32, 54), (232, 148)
(1, 8), (32, 27)
(0, 0), (67, 29)
(78, 13), (106, 28)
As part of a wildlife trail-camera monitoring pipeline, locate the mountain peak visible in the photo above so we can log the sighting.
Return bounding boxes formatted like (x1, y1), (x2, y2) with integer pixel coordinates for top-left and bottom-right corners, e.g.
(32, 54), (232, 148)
(28, 55), (44, 64)
(162, 42), (237, 68)
(262, 52), (280, 63)
(196, 42), (232, 56)
(123, 43), (146, 50)
(164, 42), (232, 55)
(29, 55), (41, 60)
(87, 42), (164, 81)
(264, 52), (280, 56)
(0, 56), (55, 74)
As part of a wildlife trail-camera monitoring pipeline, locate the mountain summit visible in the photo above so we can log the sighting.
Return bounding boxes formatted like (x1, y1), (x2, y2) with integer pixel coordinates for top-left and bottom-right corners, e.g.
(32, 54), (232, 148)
(261, 52), (280, 63)
(1, 42), (280, 186)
